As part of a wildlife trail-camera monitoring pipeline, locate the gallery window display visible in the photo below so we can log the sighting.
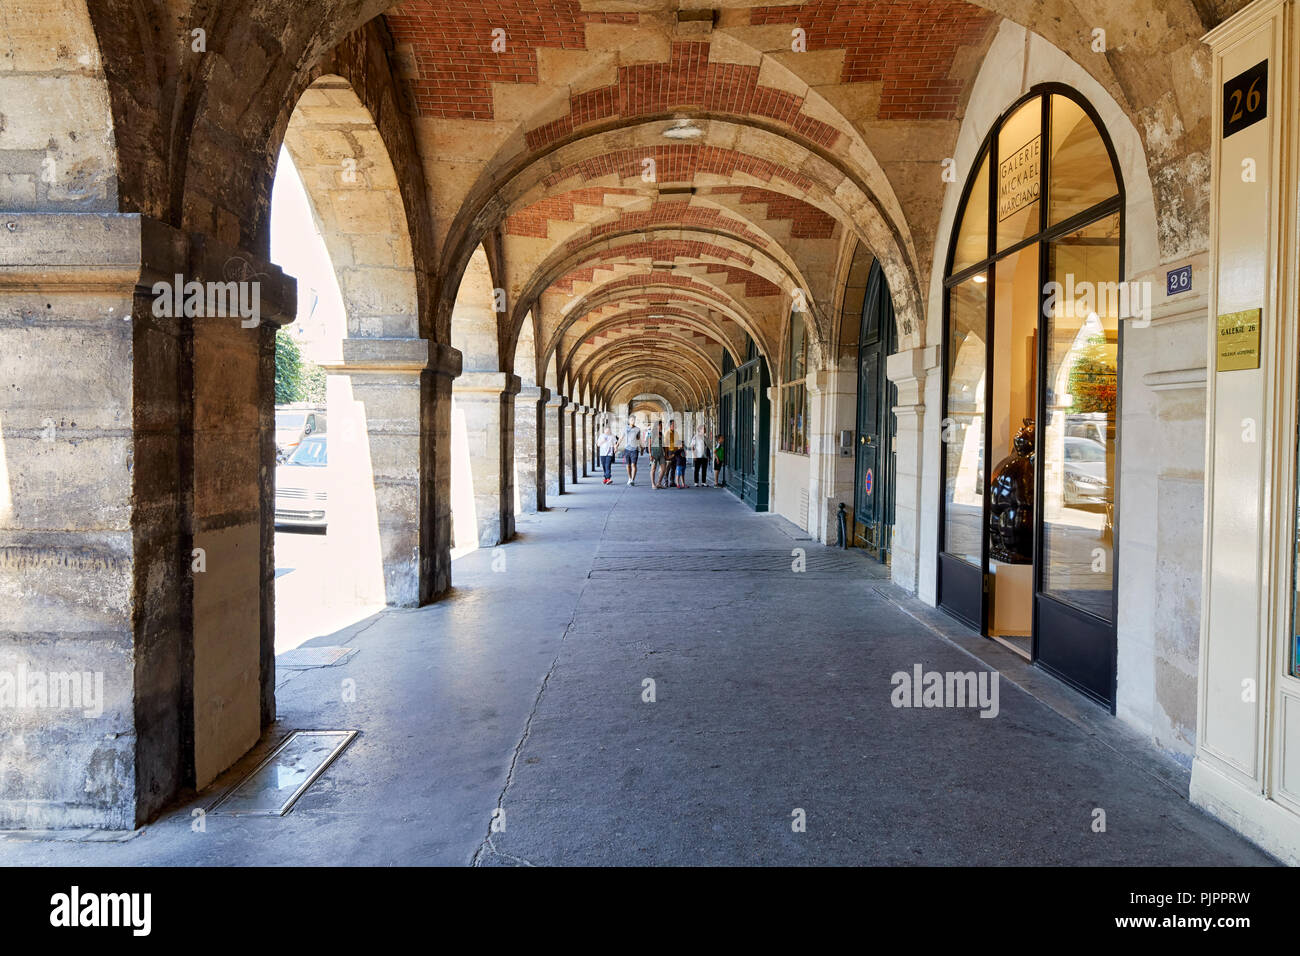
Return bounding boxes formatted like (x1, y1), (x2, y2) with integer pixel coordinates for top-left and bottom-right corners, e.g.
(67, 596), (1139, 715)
(938, 87), (1123, 706)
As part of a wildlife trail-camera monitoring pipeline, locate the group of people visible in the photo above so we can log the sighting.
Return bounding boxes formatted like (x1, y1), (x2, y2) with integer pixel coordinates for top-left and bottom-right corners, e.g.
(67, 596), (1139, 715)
(596, 417), (726, 489)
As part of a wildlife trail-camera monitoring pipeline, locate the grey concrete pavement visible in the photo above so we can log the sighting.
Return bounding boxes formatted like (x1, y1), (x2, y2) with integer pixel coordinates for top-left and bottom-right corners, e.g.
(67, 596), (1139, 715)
(0, 480), (1276, 865)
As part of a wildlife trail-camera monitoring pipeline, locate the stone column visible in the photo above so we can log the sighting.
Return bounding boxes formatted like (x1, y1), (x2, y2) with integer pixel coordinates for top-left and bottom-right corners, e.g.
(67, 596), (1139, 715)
(422, 343), (462, 602)
(887, 346), (935, 596)
(545, 393), (567, 499)
(0, 214), (297, 828)
(565, 403), (579, 486)
(451, 371), (521, 547)
(325, 337), (438, 608)
(514, 385), (549, 513)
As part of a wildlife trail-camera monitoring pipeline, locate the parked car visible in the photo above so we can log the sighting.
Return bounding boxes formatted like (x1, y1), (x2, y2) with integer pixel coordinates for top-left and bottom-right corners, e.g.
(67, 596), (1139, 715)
(1063, 435), (1108, 508)
(275, 406), (326, 463)
(275, 435), (328, 529)
(1065, 415), (1108, 448)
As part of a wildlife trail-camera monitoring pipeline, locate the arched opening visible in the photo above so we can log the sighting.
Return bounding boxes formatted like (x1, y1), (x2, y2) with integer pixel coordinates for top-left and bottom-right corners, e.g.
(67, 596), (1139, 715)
(937, 86), (1123, 706)
(271, 73), (423, 640)
(449, 243), (511, 556)
(853, 260), (900, 559)
(511, 308), (547, 515)
(718, 333), (772, 511)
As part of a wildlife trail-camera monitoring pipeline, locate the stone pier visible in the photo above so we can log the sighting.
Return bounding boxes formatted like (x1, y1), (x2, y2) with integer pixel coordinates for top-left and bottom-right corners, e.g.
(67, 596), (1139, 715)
(545, 394), (567, 500)
(451, 371), (521, 547)
(514, 385), (549, 513)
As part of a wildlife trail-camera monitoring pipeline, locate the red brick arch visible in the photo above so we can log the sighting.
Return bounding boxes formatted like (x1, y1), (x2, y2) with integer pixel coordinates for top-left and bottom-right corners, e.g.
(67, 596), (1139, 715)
(564, 311), (736, 370)
(536, 267), (774, 369)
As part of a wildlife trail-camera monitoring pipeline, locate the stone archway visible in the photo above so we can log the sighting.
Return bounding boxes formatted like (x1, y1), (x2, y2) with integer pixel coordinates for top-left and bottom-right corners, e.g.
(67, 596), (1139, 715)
(277, 74), (424, 609)
(512, 308), (548, 513)
(450, 243), (519, 549)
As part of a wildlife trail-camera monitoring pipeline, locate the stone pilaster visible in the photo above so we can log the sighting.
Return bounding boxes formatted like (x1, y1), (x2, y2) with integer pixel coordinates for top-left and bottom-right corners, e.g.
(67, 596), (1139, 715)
(886, 345), (935, 595)
(451, 371), (521, 547)
(545, 394), (567, 499)
(514, 385), (549, 513)
(806, 363), (858, 544)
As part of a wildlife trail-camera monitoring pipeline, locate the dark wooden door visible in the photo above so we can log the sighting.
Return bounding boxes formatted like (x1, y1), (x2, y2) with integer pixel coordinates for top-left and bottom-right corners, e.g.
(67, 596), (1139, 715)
(854, 262), (897, 559)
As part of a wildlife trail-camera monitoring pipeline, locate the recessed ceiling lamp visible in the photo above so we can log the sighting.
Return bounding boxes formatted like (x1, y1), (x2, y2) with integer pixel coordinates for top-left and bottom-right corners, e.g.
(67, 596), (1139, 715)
(972, 273), (987, 284)
(662, 119), (703, 140)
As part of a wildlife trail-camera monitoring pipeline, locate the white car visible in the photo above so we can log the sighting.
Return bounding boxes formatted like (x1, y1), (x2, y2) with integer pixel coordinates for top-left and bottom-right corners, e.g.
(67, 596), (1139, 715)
(275, 435), (328, 529)
(275, 407), (326, 463)
(1063, 435), (1108, 508)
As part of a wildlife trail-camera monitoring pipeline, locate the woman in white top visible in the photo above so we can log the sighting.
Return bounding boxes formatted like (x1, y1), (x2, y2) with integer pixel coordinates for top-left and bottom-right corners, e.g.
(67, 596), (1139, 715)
(597, 425), (617, 484)
(690, 426), (710, 487)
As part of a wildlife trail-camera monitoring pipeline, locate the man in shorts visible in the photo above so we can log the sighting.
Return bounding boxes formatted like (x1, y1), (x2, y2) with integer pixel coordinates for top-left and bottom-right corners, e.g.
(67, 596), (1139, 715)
(619, 416), (643, 485)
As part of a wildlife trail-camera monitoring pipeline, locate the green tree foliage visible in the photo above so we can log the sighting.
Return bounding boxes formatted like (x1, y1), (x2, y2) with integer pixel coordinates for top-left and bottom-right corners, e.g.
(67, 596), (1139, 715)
(274, 328), (327, 405)
(301, 363), (327, 404)
(274, 328), (303, 405)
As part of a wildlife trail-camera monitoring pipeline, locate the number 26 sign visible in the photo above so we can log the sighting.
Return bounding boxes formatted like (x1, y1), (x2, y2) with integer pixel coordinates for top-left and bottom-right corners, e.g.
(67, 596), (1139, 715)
(1223, 60), (1267, 139)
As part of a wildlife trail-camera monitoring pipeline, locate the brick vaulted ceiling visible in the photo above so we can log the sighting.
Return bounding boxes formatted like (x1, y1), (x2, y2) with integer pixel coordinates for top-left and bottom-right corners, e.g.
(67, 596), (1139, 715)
(382, 0), (1000, 408)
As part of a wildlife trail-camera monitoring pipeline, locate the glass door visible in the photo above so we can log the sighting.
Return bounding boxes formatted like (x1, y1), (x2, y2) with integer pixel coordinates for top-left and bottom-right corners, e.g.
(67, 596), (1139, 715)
(938, 272), (988, 629)
(1034, 211), (1120, 700)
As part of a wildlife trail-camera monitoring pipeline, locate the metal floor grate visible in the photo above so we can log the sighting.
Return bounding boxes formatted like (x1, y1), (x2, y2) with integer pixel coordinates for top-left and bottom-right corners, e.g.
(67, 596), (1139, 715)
(209, 731), (358, 816)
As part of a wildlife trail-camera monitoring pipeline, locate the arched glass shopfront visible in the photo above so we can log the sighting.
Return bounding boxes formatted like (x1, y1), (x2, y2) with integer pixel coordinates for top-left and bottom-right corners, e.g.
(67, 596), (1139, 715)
(938, 86), (1123, 708)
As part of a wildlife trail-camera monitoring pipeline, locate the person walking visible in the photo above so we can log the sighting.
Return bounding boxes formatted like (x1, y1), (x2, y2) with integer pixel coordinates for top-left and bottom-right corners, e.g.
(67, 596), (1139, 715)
(649, 421), (666, 489)
(597, 423), (617, 484)
(690, 425), (709, 486)
(713, 434), (726, 487)
(618, 416), (642, 485)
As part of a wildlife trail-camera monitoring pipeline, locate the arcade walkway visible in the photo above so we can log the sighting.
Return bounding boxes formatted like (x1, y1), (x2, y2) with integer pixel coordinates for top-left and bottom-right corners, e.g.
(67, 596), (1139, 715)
(0, 482), (1273, 866)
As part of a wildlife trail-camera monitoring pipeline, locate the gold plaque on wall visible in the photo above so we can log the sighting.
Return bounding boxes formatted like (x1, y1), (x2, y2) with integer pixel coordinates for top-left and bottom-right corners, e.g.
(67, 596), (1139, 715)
(1216, 308), (1261, 371)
